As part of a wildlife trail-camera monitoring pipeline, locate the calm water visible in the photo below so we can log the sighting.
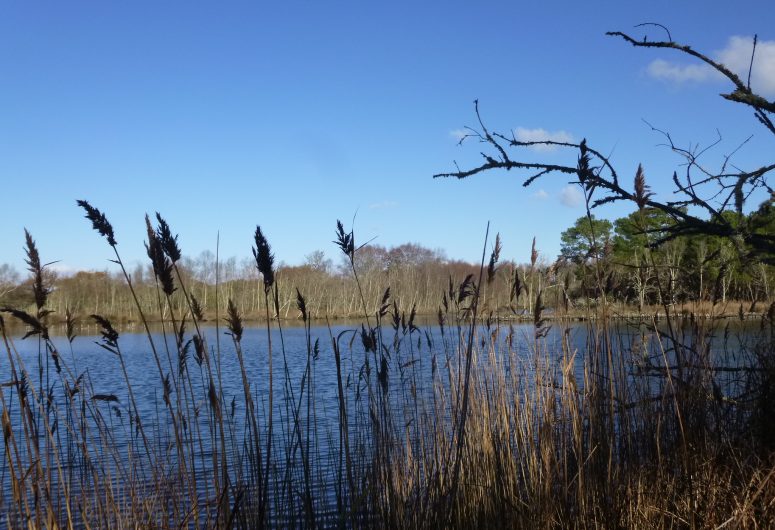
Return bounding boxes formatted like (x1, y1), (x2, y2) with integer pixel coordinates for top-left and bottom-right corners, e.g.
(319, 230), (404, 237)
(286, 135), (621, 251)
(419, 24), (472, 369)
(0, 316), (764, 526)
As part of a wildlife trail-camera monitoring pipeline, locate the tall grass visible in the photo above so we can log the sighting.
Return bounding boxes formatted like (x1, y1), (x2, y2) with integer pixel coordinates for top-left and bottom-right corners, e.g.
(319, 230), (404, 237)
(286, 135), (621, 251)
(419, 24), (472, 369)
(0, 204), (773, 528)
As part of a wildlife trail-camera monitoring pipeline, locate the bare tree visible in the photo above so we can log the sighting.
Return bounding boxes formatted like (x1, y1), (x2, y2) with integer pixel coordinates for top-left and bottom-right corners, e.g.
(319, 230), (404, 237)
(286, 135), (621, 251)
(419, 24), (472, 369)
(435, 26), (775, 264)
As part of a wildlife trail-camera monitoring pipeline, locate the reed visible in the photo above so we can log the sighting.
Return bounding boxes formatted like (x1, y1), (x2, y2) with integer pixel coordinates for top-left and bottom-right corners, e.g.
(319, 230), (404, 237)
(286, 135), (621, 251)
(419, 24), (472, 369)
(0, 207), (773, 528)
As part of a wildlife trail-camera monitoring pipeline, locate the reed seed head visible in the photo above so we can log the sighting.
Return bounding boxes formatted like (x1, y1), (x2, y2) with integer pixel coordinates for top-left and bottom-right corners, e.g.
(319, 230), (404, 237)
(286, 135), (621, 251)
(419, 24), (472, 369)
(91, 314), (119, 350)
(334, 220), (354, 261)
(1, 308), (48, 340)
(253, 226), (275, 293)
(65, 308), (77, 343)
(23, 229), (50, 312)
(225, 299), (243, 342)
(193, 335), (205, 366)
(296, 288), (308, 322)
(77, 200), (116, 247)
(458, 274), (475, 304)
(577, 139), (592, 184)
(191, 295), (204, 321)
(634, 164), (653, 210)
(145, 215), (176, 296)
(155, 213), (182, 263)
(487, 233), (502, 284)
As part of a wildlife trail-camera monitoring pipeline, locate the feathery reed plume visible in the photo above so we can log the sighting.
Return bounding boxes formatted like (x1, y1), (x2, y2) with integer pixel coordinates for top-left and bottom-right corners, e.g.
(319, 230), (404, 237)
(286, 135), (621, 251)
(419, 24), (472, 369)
(2, 307), (49, 340)
(145, 215), (176, 296)
(408, 303), (418, 333)
(530, 236), (538, 268)
(23, 229), (50, 312)
(379, 287), (391, 317)
(225, 299), (243, 342)
(91, 314), (119, 352)
(577, 138), (593, 185)
(334, 220), (355, 261)
(65, 308), (77, 343)
(76, 200), (116, 246)
(296, 288), (308, 322)
(458, 274), (475, 304)
(378, 354), (389, 394)
(391, 301), (401, 331)
(487, 233), (502, 284)
(191, 295), (204, 321)
(634, 164), (653, 210)
(361, 324), (376, 353)
(16, 372), (28, 403)
(193, 335), (205, 366)
(162, 373), (172, 406)
(154, 213), (182, 263)
(510, 267), (522, 303)
(253, 226), (275, 293)
(179, 339), (191, 376)
(208, 379), (221, 420)
(176, 317), (186, 347)
(534, 290), (550, 338)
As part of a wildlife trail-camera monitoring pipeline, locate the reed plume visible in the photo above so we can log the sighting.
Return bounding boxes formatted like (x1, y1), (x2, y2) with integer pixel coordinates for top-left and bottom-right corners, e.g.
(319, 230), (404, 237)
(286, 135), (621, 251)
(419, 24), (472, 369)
(155, 213), (182, 263)
(91, 314), (119, 352)
(634, 163), (653, 210)
(487, 233), (502, 284)
(145, 215), (176, 296)
(253, 226), (275, 293)
(23, 229), (50, 313)
(225, 299), (243, 342)
(334, 220), (354, 261)
(76, 200), (116, 246)
(296, 288), (308, 322)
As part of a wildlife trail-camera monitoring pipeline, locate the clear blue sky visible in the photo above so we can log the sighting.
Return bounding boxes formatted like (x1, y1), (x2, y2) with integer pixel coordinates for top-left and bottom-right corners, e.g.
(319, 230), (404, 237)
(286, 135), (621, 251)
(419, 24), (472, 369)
(1, 1), (773, 275)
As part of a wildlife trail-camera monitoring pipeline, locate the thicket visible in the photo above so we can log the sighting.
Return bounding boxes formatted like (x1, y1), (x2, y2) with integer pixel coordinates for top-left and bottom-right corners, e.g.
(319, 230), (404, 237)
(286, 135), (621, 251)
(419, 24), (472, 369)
(1, 202), (773, 324)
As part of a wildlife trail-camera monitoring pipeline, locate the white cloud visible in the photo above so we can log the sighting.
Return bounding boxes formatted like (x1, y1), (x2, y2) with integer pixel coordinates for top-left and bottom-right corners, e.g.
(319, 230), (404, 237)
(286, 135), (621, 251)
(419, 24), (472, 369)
(514, 127), (574, 152)
(646, 36), (775, 97)
(646, 58), (718, 83)
(718, 36), (775, 96)
(47, 262), (81, 277)
(449, 129), (468, 142)
(559, 185), (583, 208)
(532, 189), (549, 200)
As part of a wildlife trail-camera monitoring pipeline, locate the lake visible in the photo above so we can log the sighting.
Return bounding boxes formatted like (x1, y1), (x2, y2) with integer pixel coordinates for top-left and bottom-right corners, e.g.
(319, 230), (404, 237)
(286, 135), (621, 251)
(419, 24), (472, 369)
(0, 315), (764, 527)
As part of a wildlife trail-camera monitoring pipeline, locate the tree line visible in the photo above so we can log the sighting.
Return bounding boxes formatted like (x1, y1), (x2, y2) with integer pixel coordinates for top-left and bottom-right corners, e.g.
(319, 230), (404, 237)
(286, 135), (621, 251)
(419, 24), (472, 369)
(2, 202), (772, 325)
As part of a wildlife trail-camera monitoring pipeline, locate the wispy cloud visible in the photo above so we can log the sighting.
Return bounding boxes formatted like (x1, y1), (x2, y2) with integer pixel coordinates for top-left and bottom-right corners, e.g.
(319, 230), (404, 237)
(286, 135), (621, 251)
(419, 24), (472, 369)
(646, 36), (775, 97)
(48, 262), (81, 277)
(559, 185), (583, 208)
(532, 189), (549, 200)
(449, 129), (468, 142)
(647, 59), (718, 83)
(514, 127), (574, 152)
(369, 200), (398, 210)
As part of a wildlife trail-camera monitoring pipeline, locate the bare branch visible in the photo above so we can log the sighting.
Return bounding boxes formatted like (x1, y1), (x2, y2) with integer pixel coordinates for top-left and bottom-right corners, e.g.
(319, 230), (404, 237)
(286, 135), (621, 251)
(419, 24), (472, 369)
(606, 30), (775, 122)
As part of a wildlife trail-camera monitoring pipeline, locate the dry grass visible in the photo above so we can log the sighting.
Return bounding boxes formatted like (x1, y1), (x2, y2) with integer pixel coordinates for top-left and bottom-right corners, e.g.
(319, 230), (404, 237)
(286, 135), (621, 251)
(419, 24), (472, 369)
(0, 207), (773, 528)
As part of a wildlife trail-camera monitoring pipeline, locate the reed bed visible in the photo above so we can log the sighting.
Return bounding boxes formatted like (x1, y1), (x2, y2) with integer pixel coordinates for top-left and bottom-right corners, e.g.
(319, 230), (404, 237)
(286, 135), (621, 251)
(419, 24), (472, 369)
(0, 204), (773, 529)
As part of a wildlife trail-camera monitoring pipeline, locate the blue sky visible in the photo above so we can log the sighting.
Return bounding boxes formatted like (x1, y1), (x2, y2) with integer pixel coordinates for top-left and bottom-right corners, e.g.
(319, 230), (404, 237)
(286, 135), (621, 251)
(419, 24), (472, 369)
(1, 1), (774, 275)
